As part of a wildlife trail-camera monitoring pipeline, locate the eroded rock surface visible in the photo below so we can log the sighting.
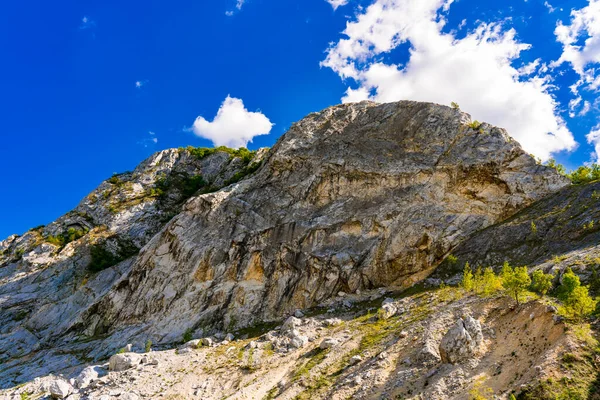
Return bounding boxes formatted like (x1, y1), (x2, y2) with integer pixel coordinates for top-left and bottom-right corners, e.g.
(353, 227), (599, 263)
(0, 100), (569, 388)
(89, 101), (567, 348)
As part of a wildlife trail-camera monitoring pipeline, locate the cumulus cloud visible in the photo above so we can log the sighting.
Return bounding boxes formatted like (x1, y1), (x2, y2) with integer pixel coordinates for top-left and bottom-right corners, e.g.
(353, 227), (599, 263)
(553, 0), (600, 81)
(326, 0), (349, 10)
(321, 0), (577, 160)
(191, 96), (273, 148)
(135, 80), (149, 89)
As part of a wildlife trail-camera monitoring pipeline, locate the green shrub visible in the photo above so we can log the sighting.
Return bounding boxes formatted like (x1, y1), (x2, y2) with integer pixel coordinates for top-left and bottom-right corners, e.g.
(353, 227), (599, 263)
(46, 227), (88, 248)
(446, 254), (458, 265)
(557, 268), (597, 320)
(145, 339), (152, 353)
(501, 263), (531, 306)
(87, 239), (139, 273)
(467, 120), (482, 130)
(451, 102), (460, 110)
(461, 262), (474, 291)
(530, 221), (537, 235)
(544, 159), (566, 176)
(182, 328), (193, 343)
(530, 269), (554, 296)
(224, 161), (263, 186)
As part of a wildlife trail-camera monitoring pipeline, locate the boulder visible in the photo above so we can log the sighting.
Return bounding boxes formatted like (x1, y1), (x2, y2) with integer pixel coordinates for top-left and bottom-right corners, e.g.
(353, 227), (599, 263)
(319, 338), (339, 349)
(74, 366), (104, 389)
(439, 316), (483, 364)
(49, 379), (72, 399)
(108, 353), (141, 372)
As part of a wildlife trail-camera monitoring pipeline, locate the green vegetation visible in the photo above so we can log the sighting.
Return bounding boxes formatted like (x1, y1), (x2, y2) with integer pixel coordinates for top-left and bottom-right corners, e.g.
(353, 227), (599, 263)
(87, 238), (139, 273)
(145, 339), (152, 353)
(530, 221), (537, 235)
(530, 269), (554, 296)
(451, 101), (460, 110)
(461, 262), (474, 291)
(46, 227), (88, 248)
(468, 120), (482, 129)
(224, 160), (263, 186)
(182, 145), (257, 163)
(182, 328), (193, 343)
(501, 263), (531, 306)
(446, 254), (458, 265)
(544, 159), (600, 184)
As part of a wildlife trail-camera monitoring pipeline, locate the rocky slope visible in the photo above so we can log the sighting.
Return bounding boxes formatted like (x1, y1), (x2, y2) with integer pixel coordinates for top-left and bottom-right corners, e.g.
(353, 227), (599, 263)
(0, 147), (267, 387)
(435, 180), (600, 286)
(2, 286), (598, 400)
(0, 100), (575, 393)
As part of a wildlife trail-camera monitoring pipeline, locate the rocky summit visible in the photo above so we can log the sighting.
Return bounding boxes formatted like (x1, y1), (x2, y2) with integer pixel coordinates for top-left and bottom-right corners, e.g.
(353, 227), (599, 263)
(1, 101), (599, 400)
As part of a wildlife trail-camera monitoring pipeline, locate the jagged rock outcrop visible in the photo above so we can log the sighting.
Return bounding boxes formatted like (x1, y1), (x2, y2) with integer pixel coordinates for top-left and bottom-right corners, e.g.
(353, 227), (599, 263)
(0, 147), (266, 387)
(439, 315), (483, 364)
(84, 100), (568, 350)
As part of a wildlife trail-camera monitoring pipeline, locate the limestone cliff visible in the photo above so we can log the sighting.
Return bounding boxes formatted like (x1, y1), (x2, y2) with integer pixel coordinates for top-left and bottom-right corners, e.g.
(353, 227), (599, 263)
(0, 100), (570, 388)
(83, 101), (568, 350)
(0, 147), (266, 387)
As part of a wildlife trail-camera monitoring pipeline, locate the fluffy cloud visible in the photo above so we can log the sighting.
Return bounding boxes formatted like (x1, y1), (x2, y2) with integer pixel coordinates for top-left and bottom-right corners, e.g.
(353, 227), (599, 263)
(586, 124), (600, 161)
(192, 96), (273, 148)
(554, 0), (600, 79)
(321, 0), (577, 160)
(326, 0), (349, 10)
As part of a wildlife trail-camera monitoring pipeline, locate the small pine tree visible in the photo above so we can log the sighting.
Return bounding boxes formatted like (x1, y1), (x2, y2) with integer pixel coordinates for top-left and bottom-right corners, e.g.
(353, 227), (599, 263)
(502, 264), (531, 306)
(530, 221), (537, 235)
(481, 267), (502, 296)
(530, 269), (554, 296)
(565, 286), (597, 320)
(473, 266), (484, 294)
(461, 262), (474, 291)
(558, 268), (581, 301)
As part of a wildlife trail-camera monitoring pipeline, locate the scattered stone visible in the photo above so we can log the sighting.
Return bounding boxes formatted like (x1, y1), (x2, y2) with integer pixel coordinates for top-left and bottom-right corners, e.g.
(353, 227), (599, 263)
(338, 291), (346, 297)
(75, 366), (104, 389)
(180, 339), (201, 349)
(350, 355), (363, 365)
(294, 309), (305, 318)
(125, 343), (133, 352)
(200, 337), (214, 347)
(319, 338), (339, 349)
(380, 302), (397, 319)
(225, 333), (235, 342)
(49, 379), (73, 399)
(178, 348), (193, 354)
(109, 353), (141, 372)
(282, 316), (302, 333)
(323, 318), (341, 327)
(399, 331), (409, 338)
(277, 379), (287, 389)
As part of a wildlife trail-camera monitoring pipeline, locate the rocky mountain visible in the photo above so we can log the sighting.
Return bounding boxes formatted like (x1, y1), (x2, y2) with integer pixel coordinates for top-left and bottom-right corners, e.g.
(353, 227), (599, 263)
(1, 100), (597, 400)
(0, 146), (267, 387)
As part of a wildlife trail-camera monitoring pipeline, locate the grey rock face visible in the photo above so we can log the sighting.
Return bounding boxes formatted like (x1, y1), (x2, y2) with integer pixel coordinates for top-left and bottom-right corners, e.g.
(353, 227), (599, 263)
(435, 181), (600, 283)
(439, 316), (483, 364)
(0, 100), (568, 386)
(88, 101), (566, 347)
(0, 148), (265, 387)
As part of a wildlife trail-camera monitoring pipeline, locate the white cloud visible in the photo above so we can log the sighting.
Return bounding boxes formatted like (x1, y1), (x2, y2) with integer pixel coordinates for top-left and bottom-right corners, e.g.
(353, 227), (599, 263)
(553, 0), (600, 89)
(586, 124), (600, 162)
(236, 0), (245, 10)
(326, 0), (349, 10)
(79, 16), (95, 30)
(544, 1), (557, 13)
(139, 131), (158, 148)
(321, 0), (577, 160)
(191, 96), (273, 148)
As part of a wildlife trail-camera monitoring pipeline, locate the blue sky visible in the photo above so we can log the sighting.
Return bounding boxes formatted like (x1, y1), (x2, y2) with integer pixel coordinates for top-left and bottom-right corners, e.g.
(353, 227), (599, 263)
(0, 0), (599, 238)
